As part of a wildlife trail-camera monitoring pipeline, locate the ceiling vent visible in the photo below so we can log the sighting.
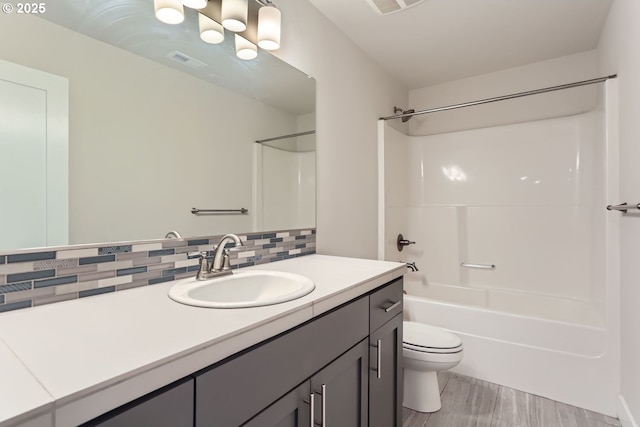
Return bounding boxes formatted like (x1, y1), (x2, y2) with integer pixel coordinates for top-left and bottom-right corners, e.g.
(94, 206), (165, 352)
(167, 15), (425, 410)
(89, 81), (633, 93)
(365, 0), (426, 15)
(167, 50), (208, 70)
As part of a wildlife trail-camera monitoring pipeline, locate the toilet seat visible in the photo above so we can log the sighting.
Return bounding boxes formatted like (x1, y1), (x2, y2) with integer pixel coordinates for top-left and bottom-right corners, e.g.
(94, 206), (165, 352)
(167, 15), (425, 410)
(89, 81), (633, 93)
(403, 321), (463, 354)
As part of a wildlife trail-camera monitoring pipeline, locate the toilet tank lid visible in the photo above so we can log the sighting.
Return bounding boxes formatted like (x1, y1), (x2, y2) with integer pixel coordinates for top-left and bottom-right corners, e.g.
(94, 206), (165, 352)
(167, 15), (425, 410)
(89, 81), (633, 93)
(403, 321), (462, 349)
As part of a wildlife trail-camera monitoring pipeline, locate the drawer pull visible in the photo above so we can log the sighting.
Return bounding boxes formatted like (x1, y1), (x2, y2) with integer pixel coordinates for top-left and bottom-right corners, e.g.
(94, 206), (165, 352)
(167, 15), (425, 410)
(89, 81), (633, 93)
(382, 300), (401, 313)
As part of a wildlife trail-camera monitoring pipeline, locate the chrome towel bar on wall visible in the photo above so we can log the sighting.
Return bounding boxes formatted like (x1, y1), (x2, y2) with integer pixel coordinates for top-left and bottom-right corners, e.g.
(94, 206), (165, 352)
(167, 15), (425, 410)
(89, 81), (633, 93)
(606, 203), (640, 213)
(191, 208), (249, 215)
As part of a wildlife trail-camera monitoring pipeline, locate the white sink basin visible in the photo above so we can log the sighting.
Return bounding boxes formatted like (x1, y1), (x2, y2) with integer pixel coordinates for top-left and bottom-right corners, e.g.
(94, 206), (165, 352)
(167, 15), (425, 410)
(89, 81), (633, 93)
(168, 270), (315, 308)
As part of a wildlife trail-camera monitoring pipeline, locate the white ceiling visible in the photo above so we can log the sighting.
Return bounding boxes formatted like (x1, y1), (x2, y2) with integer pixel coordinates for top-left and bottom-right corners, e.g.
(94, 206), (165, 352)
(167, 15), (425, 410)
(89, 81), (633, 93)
(308, 0), (613, 90)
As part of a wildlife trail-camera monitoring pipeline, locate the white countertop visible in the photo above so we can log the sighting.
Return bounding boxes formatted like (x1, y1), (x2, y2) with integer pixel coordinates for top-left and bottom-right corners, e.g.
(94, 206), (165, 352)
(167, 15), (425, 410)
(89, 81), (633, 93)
(0, 255), (404, 427)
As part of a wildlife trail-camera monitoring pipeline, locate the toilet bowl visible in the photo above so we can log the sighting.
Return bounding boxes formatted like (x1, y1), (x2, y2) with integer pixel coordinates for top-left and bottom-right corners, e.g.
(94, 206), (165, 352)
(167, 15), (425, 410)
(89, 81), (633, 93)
(403, 321), (463, 413)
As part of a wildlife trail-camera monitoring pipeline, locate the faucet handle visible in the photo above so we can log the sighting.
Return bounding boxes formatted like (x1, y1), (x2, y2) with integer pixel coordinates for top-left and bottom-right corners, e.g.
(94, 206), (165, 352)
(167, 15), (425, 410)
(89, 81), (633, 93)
(187, 251), (208, 259)
(188, 251), (211, 280)
(221, 249), (232, 271)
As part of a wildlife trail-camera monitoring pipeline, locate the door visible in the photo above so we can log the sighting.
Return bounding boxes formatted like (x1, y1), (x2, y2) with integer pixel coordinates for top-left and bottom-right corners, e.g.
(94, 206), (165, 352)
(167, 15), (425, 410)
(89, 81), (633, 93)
(310, 339), (369, 427)
(369, 314), (403, 427)
(0, 59), (68, 250)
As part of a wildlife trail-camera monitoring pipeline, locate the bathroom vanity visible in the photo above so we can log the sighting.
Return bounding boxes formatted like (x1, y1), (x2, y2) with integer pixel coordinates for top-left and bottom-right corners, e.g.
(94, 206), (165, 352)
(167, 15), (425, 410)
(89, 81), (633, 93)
(0, 255), (404, 427)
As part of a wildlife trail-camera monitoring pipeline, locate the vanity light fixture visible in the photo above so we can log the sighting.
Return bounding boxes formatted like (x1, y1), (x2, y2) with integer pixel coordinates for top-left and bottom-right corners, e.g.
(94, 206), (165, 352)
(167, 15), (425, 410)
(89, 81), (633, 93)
(221, 0), (249, 32)
(154, 0), (185, 24)
(257, 3), (281, 50)
(199, 13), (225, 44)
(235, 34), (258, 60)
(181, 0), (208, 9)
(155, 0), (283, 60)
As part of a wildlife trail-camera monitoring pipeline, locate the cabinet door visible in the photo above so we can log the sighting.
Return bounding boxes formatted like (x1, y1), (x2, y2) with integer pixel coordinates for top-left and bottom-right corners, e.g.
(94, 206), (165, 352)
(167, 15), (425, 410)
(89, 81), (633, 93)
(83, 378), (194, 427)
(310, 339), (369, 427)
(243, 382), (311, 427)
(369, 314), (403, 427)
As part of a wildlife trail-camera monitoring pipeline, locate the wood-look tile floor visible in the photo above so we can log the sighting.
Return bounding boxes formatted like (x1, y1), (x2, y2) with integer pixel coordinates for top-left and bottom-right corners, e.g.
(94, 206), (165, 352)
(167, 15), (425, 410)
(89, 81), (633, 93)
(402, 372), (621, 427)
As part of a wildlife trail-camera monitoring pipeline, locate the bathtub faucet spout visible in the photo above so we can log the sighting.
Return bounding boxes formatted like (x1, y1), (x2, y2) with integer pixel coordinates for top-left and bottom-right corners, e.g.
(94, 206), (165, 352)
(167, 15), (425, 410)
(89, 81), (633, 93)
(406, 262), (419, 272)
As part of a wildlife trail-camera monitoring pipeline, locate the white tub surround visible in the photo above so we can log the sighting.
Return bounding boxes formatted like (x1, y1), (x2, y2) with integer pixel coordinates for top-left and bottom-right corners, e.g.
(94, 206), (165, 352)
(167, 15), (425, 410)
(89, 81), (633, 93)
(380, 79), (619, 416)
(0, 255), (405, 427)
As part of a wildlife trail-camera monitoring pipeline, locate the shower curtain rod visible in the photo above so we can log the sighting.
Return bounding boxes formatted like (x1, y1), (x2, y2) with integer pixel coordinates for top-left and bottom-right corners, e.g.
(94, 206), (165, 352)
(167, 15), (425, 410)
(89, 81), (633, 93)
(380, 74), (618, 121)
(255, 130), (316, 144)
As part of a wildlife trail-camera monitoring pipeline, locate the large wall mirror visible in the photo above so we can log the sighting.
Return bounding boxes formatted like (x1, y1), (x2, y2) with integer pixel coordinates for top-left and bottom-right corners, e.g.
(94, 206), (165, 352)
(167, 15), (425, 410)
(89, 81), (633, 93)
(0, 0), (316, 252)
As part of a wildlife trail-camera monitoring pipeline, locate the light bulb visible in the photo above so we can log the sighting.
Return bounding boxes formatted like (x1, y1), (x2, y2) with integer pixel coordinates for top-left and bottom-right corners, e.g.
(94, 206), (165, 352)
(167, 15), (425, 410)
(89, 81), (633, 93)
(199, 13), (225, 44)
(154, 0), (185, 24)
(235, 34), (257, 60)
(257, 6), (281, 50)
(221, 0), (248, 32)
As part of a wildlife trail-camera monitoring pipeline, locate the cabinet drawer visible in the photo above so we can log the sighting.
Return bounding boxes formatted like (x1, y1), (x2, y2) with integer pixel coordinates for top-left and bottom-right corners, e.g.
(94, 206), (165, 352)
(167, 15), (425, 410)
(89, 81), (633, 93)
(369, 278), (403, 331)
(195, 296), (369, 427)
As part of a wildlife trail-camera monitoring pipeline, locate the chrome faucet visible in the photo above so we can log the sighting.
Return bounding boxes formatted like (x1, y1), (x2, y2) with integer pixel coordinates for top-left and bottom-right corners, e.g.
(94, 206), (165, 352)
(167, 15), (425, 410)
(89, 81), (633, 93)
(212, 234), (243, 272)
(188, 234), (244, 280)
(406, 262), (419, 272)
(165, 230), (182, 239)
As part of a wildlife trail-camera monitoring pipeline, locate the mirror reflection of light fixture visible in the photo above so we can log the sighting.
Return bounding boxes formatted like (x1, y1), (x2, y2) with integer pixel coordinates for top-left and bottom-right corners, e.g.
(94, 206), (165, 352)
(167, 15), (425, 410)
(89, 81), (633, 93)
(154, 0), (185, 24)
(199, 13), (225, 44)
(180, 0), (207, 9)
(222, 0), (249, 32)
(257, 4), (281, 50)
(154, 0), (283, 60)
(235, 34), (258, 60)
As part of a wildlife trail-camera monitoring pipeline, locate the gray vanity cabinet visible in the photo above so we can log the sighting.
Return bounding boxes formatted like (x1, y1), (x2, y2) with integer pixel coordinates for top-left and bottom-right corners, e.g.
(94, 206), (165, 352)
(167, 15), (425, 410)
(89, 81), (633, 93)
(369, 278), (404, 427)
(81, 276), (404, 427)
(81, 378), (194, 427)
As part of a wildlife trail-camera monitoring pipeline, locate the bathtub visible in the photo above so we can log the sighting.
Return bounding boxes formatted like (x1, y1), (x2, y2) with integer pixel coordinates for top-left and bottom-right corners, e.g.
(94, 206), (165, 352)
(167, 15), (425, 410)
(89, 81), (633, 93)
(403, 293), (618, 416)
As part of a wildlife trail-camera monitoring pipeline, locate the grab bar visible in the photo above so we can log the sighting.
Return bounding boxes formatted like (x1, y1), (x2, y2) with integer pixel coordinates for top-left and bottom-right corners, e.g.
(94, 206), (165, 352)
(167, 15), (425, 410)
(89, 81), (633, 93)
(191, 208), (249, 215)
(606, 203), (640, 213)
(461, 262), (496, 270)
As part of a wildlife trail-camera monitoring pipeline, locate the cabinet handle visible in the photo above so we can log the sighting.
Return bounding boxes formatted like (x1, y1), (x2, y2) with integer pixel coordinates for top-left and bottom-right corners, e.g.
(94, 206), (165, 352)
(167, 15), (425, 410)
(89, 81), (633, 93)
(321, 384), (327, 427)
(305, 393), (315, 427)
(383, 300), (401, 313)
(376, 339), (382, 379)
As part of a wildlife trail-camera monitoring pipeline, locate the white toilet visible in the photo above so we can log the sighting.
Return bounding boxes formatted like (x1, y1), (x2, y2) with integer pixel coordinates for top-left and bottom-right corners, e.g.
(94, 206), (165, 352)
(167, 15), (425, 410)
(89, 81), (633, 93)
(402, 321), (463, 413)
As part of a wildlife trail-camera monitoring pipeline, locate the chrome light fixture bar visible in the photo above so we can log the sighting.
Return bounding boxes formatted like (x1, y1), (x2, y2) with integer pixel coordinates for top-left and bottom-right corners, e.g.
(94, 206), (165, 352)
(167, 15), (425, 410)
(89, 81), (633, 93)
(154, 0), (282, 60)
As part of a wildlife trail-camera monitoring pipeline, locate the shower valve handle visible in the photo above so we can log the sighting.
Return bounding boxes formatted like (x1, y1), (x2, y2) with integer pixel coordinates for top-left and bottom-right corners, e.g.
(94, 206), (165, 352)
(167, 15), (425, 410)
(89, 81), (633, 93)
(397, 234), (416, 251)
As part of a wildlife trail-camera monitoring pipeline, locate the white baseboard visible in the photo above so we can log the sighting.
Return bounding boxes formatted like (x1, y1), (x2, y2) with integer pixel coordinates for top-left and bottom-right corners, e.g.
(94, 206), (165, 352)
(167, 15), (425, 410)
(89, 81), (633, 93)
(619, 395), (639, 427)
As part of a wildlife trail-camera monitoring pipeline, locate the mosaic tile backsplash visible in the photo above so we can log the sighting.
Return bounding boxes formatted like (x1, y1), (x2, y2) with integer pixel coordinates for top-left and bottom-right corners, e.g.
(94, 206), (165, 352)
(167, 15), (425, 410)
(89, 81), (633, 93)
(0, 229), (316, 313)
